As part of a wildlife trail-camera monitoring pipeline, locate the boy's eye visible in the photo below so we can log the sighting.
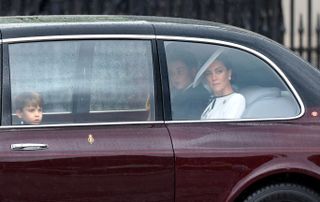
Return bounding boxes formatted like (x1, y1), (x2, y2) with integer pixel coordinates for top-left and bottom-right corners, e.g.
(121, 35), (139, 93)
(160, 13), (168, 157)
(28, 108), (35, 113)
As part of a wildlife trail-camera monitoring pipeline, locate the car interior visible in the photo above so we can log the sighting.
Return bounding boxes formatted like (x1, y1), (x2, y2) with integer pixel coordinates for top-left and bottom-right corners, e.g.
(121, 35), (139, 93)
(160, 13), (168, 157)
(239, 86), (300, 118)
(166, 41), (301, 120)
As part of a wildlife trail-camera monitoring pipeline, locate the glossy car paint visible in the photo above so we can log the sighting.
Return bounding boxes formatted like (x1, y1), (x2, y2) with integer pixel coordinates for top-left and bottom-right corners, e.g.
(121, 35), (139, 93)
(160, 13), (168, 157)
(0, 16), (320, 202)
(0, 123), (174, 202)
(166, 115), (320, 201)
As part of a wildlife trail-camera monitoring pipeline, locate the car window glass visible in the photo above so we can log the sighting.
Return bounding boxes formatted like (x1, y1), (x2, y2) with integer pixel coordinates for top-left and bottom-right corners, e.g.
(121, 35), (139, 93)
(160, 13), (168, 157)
(10, 41), (77, 114)
(9, 40), (154, 125)
(164, 41), (300, 120)
(90, 41), (153, 112)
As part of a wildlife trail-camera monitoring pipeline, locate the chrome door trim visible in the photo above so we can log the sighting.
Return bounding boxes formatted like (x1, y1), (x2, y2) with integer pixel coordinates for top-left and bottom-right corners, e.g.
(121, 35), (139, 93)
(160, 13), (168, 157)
(0, 121), (165, 129)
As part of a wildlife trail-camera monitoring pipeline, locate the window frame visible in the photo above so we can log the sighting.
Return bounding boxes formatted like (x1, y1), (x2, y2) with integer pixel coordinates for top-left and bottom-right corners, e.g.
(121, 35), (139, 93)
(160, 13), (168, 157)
(157, 36), (304, 123)
(0, 34), (305, 127)
(1, 35), (164, 127)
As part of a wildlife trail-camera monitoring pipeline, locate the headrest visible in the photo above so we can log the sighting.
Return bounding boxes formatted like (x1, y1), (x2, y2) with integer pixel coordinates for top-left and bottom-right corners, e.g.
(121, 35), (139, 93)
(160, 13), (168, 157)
(240, 86), (281, 105)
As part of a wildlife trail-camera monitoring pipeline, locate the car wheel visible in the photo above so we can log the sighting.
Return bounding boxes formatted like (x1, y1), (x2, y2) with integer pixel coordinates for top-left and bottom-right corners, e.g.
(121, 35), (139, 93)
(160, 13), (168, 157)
(243, 183), (320, 202)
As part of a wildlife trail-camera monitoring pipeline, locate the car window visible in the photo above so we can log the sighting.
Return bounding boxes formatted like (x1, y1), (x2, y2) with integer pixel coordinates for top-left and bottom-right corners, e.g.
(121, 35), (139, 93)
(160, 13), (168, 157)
(164, 41), (300, 120)
(9, 40), (155, 125)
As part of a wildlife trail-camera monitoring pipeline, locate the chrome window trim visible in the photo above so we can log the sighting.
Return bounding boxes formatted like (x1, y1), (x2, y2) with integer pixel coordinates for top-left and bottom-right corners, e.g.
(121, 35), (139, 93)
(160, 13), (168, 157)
(90, 109), (149, 113)
(2, 34), (156, 43)
(13, 109), (149, 115)
(0, 121), (164, 129)
(0, 34), (305, 128)
(156, 35), (305, 123)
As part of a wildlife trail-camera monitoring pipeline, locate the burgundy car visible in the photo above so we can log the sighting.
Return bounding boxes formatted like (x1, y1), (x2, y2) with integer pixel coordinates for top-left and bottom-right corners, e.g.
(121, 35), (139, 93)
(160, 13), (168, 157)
(0, 15), (320, 202)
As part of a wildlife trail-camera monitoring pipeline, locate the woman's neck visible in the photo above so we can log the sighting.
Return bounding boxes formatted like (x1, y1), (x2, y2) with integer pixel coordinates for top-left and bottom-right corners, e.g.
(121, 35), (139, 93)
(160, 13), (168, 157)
(214, 86), (234, 97)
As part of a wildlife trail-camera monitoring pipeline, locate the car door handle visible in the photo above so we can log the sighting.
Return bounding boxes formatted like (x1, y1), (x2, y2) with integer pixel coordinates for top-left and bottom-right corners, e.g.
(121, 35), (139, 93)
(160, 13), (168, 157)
(10, 143), (48, 151)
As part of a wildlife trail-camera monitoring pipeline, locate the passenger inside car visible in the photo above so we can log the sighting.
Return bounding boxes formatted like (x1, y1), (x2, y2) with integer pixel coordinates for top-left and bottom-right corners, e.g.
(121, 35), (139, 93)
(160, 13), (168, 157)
(199, 52), (246, 119)
(167, 49), (209, 120)
(15, 92), (43, 125)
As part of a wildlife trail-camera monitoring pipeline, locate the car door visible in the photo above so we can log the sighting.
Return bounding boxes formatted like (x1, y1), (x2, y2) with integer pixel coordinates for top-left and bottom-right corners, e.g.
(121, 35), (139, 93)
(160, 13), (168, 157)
(158, 39), (304, 202)
(0, 37), (174, 202)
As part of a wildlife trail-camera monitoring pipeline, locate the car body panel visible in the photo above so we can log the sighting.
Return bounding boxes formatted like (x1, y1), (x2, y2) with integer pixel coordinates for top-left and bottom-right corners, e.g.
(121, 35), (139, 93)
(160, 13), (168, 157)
(167, 117), (320, 201)
(0, 123), (174, 202)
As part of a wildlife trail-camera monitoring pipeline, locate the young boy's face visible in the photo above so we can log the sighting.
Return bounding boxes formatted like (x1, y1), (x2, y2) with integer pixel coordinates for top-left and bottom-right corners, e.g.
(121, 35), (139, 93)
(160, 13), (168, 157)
(16, 105), (43, 125)
(169, 60), (195, 90)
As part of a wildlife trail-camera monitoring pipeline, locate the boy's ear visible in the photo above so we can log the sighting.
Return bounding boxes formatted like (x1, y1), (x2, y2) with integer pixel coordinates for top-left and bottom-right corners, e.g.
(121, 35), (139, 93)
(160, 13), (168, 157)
(16, 110), (23, 118)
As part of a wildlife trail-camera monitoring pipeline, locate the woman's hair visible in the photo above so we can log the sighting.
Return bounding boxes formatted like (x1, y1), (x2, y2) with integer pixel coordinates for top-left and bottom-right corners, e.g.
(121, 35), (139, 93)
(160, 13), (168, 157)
(15, 92), (43, 111)
(216, 53), (233, 71)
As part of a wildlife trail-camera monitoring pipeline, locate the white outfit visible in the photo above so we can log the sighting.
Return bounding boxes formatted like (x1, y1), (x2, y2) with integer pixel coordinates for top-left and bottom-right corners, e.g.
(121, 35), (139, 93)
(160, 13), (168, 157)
(201, 93), (246, 119)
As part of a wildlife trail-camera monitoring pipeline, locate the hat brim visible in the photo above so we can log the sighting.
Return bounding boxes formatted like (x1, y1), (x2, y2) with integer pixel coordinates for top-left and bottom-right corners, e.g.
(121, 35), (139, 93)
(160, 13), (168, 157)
(192, 49), (224, 88)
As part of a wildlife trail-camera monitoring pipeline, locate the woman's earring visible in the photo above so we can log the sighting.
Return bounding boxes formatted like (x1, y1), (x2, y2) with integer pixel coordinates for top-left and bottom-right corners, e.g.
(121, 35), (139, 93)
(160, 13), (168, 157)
(229, 76), (231, 80)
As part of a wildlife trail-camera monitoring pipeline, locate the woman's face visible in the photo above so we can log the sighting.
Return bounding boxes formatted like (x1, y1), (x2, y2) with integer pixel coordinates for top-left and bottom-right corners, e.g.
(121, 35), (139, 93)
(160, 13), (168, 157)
(205, 60), (233, 96)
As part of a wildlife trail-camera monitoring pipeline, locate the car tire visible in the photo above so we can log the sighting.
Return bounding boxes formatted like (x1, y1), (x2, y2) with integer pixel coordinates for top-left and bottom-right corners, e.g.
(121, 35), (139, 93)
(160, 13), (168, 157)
(243, 183), (320, 202)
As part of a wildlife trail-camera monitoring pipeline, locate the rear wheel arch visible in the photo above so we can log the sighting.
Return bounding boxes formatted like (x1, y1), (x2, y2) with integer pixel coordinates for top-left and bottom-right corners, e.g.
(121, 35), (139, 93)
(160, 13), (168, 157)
(234, 172), (320, 202)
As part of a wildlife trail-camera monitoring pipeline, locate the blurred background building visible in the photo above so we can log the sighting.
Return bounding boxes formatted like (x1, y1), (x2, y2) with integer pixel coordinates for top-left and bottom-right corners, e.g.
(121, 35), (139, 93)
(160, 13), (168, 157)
(0, 0), (319, 67)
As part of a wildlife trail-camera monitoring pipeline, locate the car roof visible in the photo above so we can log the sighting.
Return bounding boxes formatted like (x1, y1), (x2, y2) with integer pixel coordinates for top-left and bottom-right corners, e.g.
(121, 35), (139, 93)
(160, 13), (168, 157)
(0, 15), (237, 28)
(0, 15), (261, 38)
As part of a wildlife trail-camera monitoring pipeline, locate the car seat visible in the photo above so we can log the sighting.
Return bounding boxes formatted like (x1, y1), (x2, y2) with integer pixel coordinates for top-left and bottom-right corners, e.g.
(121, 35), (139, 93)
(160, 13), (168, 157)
(239, 86), (299, 119)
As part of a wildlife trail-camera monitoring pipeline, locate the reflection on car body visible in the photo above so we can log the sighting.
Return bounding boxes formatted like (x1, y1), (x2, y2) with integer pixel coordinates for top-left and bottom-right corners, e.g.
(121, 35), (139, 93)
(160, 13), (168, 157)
(0, 15), (320, 202)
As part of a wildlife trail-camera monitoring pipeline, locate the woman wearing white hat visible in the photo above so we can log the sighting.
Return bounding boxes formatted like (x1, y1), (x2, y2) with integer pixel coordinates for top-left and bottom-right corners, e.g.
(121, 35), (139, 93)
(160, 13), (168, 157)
(196, 50), (246, 120)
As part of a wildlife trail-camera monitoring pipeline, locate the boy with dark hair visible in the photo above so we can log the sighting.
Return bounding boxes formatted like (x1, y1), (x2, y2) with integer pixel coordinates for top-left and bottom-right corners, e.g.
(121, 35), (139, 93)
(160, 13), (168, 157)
(15, 92), (43, 125)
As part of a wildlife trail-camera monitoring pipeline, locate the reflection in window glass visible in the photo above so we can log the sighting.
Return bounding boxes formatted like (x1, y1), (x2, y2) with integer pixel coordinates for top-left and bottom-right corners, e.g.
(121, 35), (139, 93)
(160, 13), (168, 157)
(90, 41), (153, 112)
(165, 41), (300, 120)
(9, 40), (154, 125)
(10, 41), (78, 113)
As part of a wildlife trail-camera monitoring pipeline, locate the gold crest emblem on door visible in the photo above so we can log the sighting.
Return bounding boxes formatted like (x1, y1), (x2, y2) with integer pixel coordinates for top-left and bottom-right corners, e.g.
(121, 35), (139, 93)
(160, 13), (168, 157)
(88, 134), (94, 144)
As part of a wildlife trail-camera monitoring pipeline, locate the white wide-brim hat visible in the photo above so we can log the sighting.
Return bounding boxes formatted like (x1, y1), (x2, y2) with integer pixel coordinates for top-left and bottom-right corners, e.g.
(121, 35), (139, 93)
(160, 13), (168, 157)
(192, 48), (224, 88)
